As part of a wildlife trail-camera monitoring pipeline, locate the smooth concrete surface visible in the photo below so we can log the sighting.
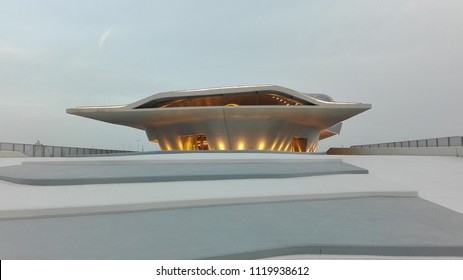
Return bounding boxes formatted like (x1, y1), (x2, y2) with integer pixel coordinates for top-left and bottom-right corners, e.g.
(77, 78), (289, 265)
(0, 158), (367, 186)
(263, 254), (463, 260)
(1, 197), (463, 259)
(0, 191), (418, 220)
(328, 146), (463, 157)
(0, 152), (461, 215)
(0, 151), (28, 158)
(0, 152), (462, 259)
(0, 153), (413, 218)
(341, 155), (463, 214)
(0, 172), (417, 219)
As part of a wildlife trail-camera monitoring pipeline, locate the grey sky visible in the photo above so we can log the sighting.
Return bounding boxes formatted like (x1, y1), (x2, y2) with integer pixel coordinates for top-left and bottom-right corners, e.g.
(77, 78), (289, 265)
(0, 0), (462, 151)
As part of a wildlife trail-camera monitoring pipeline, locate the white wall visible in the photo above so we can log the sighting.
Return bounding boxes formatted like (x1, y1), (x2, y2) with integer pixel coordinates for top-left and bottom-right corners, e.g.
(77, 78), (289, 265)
(328, 147), (463, 157)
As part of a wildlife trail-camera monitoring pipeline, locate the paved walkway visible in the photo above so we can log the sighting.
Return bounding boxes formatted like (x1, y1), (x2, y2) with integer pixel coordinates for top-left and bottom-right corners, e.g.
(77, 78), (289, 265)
(1, 197), (462, 259)
(0, 152), (462, 259)
(0, 158), (366, 185)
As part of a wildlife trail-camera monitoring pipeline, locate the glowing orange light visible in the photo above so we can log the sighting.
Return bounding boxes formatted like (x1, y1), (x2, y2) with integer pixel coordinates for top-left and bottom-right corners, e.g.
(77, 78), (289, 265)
(218, 142), (226, 150)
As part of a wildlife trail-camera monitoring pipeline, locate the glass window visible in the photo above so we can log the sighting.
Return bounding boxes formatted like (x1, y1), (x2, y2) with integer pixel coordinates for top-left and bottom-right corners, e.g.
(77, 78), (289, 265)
(258, 92), (306, 106)
(179, 134), (209, 150)
(136, 91), (314, 108)
(224, 92), (258, 106)
(189, 95), (223, 107)
(292, 137), (308, 152)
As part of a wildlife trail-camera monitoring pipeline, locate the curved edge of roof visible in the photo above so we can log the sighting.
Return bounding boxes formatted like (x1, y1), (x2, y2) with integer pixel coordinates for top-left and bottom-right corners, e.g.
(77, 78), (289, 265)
(66, 85), (372, 113)
(126, 85), (329, 109)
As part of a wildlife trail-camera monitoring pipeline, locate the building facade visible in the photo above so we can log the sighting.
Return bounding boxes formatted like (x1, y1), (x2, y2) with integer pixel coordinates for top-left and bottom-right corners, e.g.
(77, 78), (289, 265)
(67, 85), (371, 152)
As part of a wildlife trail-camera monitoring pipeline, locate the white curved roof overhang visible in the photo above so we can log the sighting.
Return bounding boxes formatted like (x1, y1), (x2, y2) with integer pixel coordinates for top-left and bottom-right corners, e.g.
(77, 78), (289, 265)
(68, 85), (366, 111)
(67, 105), (370, 131)
(128, 85), (318, 108)
(66, 85), (371, 138)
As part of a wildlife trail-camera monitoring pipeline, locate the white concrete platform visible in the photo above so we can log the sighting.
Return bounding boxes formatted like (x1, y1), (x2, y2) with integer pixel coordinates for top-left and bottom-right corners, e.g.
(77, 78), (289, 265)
(0, 152), (414, 219)
(0, 158), (367, 186)
(1, 196), (463, 259)
(0, 152), (462, 259)
(0, 152), (462, 215)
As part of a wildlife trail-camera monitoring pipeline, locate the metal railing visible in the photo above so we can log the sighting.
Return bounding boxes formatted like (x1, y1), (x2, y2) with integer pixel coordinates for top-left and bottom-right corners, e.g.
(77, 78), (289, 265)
(351, 136), (463, 149)
(0, 141), (134, 157)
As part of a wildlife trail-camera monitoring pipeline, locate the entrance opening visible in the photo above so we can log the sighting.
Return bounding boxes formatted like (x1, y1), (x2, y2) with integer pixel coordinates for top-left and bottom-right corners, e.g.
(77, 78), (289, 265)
(292, 137), (308, 152)
(179, 134), (209, 150)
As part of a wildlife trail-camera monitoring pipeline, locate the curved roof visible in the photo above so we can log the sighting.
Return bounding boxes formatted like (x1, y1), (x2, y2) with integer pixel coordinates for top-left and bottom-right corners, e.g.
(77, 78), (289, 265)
(66, 85), (371, 133)
(304, 93), (335, 102)
(69, 85), (368, 112)
(127, 85), (340, 109)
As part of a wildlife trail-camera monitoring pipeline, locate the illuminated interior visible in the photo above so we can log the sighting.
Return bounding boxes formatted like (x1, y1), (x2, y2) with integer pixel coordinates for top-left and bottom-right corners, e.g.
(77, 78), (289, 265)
(135, 91), (313, 109)
(164, 134), (316, 152)
(178, 134), (209, 150)
(291, 137), (308, 152)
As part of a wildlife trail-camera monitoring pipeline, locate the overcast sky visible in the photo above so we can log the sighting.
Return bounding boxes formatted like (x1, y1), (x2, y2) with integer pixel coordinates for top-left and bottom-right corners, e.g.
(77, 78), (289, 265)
(0, 0), (462, 151)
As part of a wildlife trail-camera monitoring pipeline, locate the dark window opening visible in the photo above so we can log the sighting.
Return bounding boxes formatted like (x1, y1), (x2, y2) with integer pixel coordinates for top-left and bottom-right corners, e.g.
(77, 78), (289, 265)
(135, 91), (314, 109)
(292, 137), (308, 152)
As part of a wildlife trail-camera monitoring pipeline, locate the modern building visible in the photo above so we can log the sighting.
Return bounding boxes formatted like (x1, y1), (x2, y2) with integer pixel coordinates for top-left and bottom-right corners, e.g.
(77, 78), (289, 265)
(67, 85), (371, 152)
